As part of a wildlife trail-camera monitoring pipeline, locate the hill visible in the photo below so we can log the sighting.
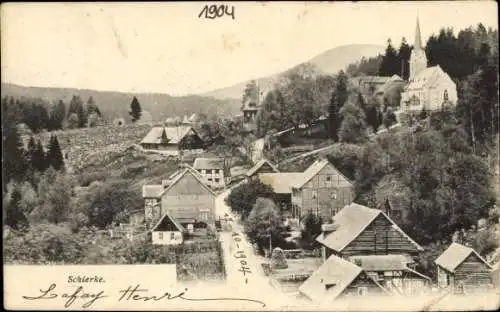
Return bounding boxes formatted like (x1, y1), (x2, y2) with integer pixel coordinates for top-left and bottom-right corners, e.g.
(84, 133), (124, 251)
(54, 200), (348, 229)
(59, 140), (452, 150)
(1, 82), (240, 122)
(200, 44), (384, 100)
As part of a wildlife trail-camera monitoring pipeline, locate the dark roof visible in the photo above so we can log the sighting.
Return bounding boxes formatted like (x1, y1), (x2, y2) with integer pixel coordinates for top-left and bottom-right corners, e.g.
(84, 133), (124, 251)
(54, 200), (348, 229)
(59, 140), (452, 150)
(151, 212), (185, 232)
(435, 243), (493, 273)
(316, 203), (423, 252)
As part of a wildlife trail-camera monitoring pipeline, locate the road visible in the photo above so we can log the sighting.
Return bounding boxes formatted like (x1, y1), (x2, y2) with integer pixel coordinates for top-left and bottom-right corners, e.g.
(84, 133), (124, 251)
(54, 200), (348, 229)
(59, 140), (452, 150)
(215, 188), (289, 306)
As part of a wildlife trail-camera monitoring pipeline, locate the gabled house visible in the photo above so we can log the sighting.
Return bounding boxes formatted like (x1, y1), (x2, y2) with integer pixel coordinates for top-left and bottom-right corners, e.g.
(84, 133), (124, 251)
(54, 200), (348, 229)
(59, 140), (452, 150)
(258, 159), (354, 221)
(142, 167), (216, 229)
(316, 203), (423, 261)
(151, 212), (185, 245)
(193, 157), (226, 188)
(140, 126), (204, 156)
(349, 255), (431, 296)
(246, 158), (280, 181)
(290, 159), (354, 221)
(435, 243), (494, 293)
(299, 254), (388, 304)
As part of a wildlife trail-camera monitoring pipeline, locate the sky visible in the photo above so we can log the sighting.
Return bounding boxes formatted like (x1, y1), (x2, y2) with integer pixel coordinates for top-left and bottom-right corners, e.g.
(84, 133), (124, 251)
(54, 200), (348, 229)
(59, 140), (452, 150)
(1, 1), (498, 96)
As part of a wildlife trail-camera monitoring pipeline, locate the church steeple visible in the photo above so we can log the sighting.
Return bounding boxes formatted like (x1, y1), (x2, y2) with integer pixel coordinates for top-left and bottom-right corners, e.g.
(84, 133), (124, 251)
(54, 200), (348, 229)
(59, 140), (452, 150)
(414, 16), (422, 50)
(409, 15), (427, 80)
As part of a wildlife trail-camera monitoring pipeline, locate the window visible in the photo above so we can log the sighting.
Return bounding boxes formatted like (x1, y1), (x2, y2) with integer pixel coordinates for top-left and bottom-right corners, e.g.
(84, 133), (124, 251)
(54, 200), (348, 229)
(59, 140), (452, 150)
(215, 178), (220, 183)
(357, 287), (368, 296)
(214, 169), (219, 174)
(199, 211), (209, 221)
(158, 232), (163, 240)
(208, 178), (213, 182)
(170, 232), (175, 240)
(444, 90), (449, 101)
(326, 176), (331, 182)
(312, 190), (318, 200)
(331, 188), (338, 200)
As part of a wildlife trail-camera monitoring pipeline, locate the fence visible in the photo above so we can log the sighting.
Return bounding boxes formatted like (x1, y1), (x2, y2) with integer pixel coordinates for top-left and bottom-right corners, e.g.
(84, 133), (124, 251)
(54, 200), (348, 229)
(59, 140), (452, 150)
(282, 248), (322, 259)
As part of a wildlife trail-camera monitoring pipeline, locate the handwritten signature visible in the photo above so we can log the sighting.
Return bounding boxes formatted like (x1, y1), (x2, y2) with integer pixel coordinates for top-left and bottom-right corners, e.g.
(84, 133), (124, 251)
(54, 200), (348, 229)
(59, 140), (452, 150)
(22, 283), (266, 308)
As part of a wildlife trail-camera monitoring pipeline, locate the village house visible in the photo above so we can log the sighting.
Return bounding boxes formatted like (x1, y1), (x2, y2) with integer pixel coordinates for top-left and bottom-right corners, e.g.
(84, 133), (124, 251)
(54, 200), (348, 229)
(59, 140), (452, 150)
(349, 254), (431, 296)
(435, 242), (494, 294)
(259, 159), (354, 221)
(139, 125), (205, 156)
(142, 167), (216, 230)
(316, 203), (424, 261)
(193, 157), (226, 189)
(151, 212), (185, 245)
(352, 76), (393, 94)
(400, 18), (458, 112)
(375, 74), (407, 107)
(299, 254), (388, 304)
(245, 158), (280, 181)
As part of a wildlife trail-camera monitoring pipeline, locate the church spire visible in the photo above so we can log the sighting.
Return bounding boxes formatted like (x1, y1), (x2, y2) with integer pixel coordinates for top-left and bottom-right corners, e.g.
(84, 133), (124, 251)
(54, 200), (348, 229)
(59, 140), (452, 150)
(414, 16), (422, 50)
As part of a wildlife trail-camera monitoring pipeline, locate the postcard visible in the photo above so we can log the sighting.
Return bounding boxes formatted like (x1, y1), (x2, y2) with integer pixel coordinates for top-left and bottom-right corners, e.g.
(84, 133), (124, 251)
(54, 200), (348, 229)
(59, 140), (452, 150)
(2, 1), (499, 311)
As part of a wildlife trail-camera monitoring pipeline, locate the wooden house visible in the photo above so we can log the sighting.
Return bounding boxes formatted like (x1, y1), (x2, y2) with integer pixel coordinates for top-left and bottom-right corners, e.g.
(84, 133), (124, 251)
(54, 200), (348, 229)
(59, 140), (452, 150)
(291, 159), (353, 221)
(246, 158), (280, 181)
(142, 167), (216, 229)
(316, 203), (424, 261)
(299, 254), (388, 304)
(193, 157), (226, 189)
(349, 255), (431, 296)
(435, 243), (494, 294)
(151, 212), (185, 245)
(139, 126), (204, 156)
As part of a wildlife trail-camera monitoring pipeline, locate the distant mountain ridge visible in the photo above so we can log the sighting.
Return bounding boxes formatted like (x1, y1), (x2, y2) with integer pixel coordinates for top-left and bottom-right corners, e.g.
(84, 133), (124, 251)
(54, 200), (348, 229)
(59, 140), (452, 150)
(1, 82), (241, 122)
(2, 44), (384, 120)
(200, 44), (385, 100)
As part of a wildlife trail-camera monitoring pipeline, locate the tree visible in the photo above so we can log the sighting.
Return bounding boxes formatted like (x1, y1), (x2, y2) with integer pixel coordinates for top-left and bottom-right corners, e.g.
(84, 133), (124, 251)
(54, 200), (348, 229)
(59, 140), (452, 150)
(4, 187), (29, 230)
(364, 94), (382, 133)
(382, 107), (397, 129)
(68, 95), (86, 128)
(47, 134), (64, 171)
(226, 179), (274, 219)
(86, 96), (101, 117)
(2, 99), (27, 187)
(49, 100), (66, 131)
(300, 212), (323, 249)
(338, 101), (368, 144)
(67, 113), (79, 129)
(397, 37), (412, 80)
(270, 247), (288, 269)
(79, 181), (143, 229)
(379, 38), (400, 76)
(244, 197), (287, 255)
(329, 70), (348, 141)
(242, 80), (260, 104)
(129, 96), (142, 122)
(32, 172), (73, 224)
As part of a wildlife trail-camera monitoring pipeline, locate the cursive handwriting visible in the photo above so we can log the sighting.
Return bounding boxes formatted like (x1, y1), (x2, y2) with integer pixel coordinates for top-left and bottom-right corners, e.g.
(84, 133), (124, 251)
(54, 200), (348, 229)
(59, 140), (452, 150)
(22, 283), (266, 308)
(22, 283), (107, 308)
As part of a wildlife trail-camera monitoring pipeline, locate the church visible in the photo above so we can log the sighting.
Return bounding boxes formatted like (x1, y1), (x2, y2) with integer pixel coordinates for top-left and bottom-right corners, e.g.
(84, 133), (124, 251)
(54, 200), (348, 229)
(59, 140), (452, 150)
(400, 18), (458, 112)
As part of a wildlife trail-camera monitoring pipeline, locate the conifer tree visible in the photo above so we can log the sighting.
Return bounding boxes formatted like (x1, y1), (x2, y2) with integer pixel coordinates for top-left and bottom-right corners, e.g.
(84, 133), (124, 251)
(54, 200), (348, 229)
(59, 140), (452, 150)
(379, 38), (400, 76)
(34, 139), (47, 172)
(47, 134), (64, 171)
(129, 96), (142, 122)
(5, 187), (29, 230)
(328, 70), (348, 141)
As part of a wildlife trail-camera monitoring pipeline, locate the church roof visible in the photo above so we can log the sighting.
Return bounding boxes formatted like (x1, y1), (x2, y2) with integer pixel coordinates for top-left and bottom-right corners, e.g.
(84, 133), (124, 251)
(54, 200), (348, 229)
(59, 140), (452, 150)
(405, 65), (447, 90)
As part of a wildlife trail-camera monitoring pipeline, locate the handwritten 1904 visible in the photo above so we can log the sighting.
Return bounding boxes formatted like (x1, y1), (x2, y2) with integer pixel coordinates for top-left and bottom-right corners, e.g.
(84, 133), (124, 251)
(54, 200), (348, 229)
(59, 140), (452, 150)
(198, 4), (235, 20)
